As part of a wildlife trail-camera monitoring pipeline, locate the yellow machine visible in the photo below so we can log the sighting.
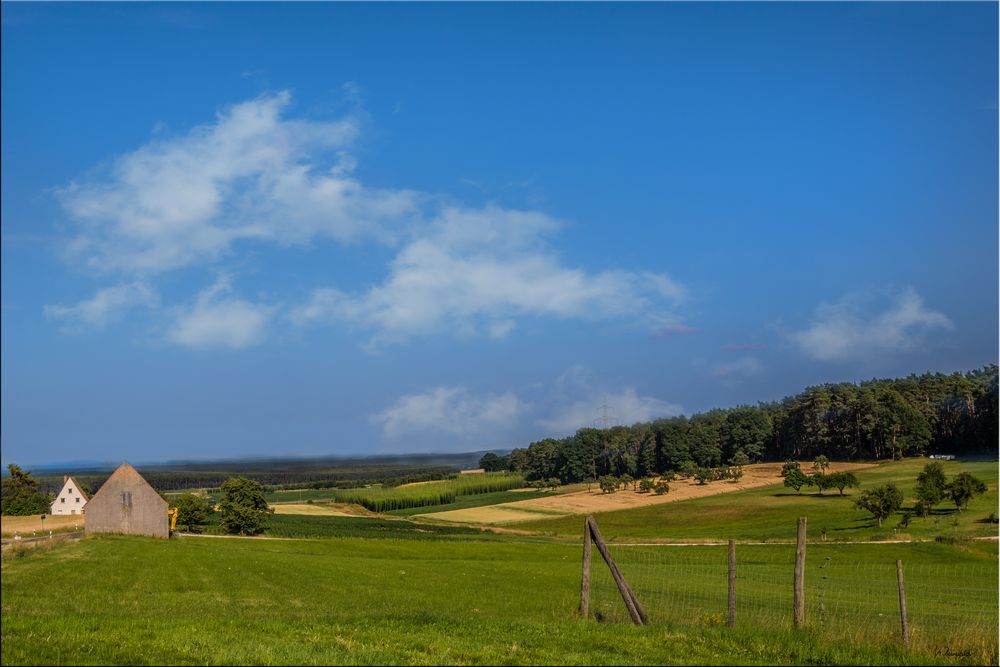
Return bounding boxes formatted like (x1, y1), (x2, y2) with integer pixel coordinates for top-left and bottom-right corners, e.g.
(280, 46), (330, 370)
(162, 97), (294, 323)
(167, 508), (178, 531)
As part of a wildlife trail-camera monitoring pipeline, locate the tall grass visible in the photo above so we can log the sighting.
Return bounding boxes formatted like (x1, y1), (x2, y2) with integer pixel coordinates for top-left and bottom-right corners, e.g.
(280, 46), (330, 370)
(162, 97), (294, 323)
(330, 473), (525, 512)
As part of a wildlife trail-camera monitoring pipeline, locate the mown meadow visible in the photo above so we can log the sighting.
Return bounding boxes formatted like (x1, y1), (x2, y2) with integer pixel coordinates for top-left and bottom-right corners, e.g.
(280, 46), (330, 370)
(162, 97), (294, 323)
(2, 533), (993, 666)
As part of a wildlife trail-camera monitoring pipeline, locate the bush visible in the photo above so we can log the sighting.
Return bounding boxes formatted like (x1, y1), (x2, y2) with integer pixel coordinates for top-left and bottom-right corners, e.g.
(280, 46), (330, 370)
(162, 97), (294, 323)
(653, 481), (669, 495)
(639, 479), (654, 493)
(173, 493), (213, 533)
(694, 468), (713, 485)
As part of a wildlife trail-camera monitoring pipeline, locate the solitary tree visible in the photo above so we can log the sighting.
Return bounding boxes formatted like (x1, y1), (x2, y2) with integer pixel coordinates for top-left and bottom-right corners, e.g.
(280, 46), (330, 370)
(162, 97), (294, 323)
(915, 462), (947, 516)
(218, 477), (273, 536)
(812, 455), (830, 474)
(812, 473), (837, 495)
(854, 483), (903, 527)
(946, 472), (988, 511)
(783, 468), (811, 494)
(1, 464), (52, 516)
(829, 471), (859, 496)
(173, 493), (213, 533)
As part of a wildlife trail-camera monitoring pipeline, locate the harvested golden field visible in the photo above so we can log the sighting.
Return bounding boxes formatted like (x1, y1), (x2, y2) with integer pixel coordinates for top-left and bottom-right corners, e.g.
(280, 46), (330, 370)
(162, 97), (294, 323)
(1, 514), (83, 536)
(423, 462), (875, 525)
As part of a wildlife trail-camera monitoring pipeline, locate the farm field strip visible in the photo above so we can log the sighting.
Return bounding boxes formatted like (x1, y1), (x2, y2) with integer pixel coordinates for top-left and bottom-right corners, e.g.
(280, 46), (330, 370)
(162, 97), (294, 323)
(1, 514), (85, 537)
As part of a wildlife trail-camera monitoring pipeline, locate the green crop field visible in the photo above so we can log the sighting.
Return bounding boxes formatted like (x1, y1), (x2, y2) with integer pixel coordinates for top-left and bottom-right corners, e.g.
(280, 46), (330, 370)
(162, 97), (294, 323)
(2, 533), (993, 666)
(517, 459), (999, 543)
(326, 474), (527, 512)
(386, 489), (554, 516)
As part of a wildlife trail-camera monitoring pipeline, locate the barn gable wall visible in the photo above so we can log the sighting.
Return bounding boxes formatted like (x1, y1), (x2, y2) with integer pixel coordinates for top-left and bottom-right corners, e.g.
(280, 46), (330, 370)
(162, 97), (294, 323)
(85, 463), (169, 539)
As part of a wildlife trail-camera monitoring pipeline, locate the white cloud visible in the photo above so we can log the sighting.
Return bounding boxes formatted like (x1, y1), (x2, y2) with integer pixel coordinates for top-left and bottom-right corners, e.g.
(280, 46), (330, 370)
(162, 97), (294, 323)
(58, 90), (420, 274)
(372, 386), (524, 440)
(167, 275), (277, 349)
(788, 288), (952, 362)
(292, 205), (687, 344)
(44, 282), (157, 329)
(53, 91), (689, 349)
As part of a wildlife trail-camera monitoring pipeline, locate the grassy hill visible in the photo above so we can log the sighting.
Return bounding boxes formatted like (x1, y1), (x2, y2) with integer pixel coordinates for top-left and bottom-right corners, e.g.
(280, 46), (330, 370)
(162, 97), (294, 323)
(515, 459), (998, 542)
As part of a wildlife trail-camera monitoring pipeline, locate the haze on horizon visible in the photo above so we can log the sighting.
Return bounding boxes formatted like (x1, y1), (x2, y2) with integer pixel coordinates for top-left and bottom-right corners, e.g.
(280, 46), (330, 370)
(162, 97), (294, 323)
(2, 2), (997, 467)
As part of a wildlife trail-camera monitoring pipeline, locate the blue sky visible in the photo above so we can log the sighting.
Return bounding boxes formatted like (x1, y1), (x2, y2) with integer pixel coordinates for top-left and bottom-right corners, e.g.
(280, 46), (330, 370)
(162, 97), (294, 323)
(2, 2), (997, 466)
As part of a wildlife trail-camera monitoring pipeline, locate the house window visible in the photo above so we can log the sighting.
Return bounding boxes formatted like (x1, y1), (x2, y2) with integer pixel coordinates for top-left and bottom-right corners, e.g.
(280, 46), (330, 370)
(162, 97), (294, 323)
(76, 497), (81, 503)
(60, 497), (65, 503)
(121, 492), (132, 507)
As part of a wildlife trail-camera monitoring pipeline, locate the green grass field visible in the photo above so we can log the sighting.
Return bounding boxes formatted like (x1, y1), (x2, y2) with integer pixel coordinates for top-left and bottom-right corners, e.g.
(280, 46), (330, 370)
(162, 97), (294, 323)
(2, 534), (992, 666)
(3, 458), (996, 665)
(517, 459), (999, 542)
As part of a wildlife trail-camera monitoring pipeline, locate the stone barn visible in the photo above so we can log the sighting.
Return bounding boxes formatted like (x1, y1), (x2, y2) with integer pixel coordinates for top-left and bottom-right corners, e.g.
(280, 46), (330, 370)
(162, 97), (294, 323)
(85, 462), (169, 539)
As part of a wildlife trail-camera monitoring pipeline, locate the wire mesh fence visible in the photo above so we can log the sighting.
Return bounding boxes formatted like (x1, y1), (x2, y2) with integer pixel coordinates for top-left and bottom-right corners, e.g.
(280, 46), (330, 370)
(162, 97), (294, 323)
(587, 541), (998, 660)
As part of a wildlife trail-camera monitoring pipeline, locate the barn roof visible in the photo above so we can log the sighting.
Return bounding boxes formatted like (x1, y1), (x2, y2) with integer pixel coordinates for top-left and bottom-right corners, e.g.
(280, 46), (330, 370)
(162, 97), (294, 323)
(88, 461), (167, 508)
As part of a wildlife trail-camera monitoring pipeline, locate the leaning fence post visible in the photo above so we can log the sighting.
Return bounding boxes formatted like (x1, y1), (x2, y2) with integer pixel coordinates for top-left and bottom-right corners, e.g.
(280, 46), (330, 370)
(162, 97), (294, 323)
(580, 516), (592, 619)
(896, 560), (910, 649)
(586, 516), (646, 625)
(794, 517), (806, 628)
(728, 539), (736, 627)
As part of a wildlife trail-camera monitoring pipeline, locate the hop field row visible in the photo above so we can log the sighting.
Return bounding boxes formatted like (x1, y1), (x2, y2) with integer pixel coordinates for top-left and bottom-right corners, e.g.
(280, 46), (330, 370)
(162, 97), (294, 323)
(329, 473), (527, 512)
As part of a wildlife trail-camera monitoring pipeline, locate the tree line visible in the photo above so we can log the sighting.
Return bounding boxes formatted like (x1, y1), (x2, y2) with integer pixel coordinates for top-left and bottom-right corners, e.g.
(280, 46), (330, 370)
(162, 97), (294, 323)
(481, 365), (998, 483)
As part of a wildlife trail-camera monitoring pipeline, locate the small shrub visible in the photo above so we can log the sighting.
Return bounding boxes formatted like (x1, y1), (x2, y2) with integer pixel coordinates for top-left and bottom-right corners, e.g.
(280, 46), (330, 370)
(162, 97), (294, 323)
(653, 481), (669, 495)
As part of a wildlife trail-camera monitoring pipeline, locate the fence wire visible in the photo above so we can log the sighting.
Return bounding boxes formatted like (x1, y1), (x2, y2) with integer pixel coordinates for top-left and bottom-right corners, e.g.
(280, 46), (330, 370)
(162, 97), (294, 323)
(587, 543), (997, 660)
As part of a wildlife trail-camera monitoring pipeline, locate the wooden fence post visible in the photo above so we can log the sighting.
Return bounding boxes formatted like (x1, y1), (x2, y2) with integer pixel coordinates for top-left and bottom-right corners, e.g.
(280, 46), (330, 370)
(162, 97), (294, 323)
(580, 516), (592, 619)
(896, 560), (910, 649)
(793, 517), (806, 628)
(586, 516), (647, 625)
(728, 539), (736, 627)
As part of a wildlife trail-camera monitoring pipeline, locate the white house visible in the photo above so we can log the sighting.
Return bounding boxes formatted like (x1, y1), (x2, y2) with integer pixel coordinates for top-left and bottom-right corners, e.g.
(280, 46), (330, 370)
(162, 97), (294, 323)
(50, 476), (89, 515)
